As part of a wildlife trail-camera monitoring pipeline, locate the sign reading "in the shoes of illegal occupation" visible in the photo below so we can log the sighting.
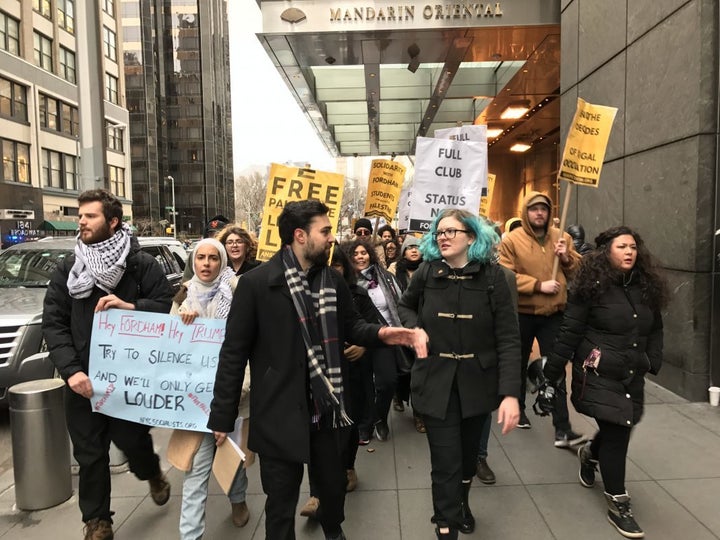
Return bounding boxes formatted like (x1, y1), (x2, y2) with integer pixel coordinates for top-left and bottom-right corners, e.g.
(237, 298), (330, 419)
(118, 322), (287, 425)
(88, 309), (224, 432)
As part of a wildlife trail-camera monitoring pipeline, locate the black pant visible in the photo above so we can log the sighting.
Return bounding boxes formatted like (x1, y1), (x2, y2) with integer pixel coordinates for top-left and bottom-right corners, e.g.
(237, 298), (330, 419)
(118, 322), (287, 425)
(591, 419), (633, 495)
(260, 426), (351, 539)
(519, 312), (571, 431)
(370, 347), (398, 426)
(65, 389), (161, 522)
(422, 381), (486, 531)
(346, 358), (369, 469)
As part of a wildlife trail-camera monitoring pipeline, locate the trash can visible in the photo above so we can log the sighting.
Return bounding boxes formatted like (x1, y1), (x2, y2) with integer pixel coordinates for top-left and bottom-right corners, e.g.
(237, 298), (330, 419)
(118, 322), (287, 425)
(9, 379), (72, 510)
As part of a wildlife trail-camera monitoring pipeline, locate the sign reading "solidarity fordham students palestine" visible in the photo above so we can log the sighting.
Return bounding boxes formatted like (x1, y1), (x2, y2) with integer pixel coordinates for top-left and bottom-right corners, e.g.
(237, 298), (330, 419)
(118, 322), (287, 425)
(88, 309), (225, 432)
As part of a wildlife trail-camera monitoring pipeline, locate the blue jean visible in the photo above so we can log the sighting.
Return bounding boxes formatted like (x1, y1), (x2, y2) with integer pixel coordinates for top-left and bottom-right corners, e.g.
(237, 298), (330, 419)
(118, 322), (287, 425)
(179, 432), (248, 540)
(477, 413), (492, 460)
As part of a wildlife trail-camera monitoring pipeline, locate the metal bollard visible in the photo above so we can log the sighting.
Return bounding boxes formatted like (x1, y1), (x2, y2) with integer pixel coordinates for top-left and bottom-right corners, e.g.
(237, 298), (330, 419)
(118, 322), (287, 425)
(9, 379), (72, 510)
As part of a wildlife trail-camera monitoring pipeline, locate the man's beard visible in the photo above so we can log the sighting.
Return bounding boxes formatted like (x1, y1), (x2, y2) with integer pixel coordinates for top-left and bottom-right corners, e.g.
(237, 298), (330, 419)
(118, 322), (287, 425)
(84, 223), (114, 244)
(306, 243), (330, 267)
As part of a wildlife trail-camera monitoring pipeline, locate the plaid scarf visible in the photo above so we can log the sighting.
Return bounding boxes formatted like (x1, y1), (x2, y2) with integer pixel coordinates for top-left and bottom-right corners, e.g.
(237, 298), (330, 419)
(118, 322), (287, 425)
(281, 246), (352, 428)
(67, 223), (132, 299)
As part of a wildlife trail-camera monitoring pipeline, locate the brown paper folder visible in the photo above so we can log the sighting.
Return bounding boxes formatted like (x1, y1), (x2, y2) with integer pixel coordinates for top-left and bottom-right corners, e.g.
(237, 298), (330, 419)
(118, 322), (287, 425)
(212, 438), (245, 495)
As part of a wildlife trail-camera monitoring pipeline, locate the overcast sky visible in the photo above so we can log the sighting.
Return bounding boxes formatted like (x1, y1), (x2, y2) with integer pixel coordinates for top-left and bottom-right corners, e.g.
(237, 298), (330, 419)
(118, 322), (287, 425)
(227, 0), (334, 174)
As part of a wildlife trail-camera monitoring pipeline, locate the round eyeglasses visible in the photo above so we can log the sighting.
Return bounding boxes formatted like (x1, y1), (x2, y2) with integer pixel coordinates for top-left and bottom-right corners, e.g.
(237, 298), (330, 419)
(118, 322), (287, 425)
(433, 228), (469, 239)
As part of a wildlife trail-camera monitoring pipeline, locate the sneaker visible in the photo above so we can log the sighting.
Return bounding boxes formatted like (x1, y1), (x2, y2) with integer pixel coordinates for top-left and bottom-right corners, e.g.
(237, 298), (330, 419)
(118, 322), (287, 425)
(605, 492), (644, 538)
(346, 469), (358, 492)
(578, 441), (598, 488)
(148, 472), (171, 506)
(83, 518), (114, 540)
(554, 429), (586, 448)
(414, 414), (427, 433)
(358, 429), (371, 445)
(374, 420), (390, 441)
(517, 411), (532, 429)
(300, 496), (319, 518)
(475, 458), (496, 484)
(231, 501), (250, 527)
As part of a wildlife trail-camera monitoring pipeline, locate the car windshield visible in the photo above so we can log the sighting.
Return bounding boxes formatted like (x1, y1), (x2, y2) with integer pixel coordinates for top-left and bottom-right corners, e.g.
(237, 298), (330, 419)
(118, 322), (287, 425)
(0, 248), (71, 287)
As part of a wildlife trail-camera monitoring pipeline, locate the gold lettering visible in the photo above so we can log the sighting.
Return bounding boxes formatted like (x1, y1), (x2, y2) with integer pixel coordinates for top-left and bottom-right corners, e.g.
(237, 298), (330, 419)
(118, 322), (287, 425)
(423, 5), (434, 18)
(387, 6), (395, 19)
(484, 4), (492, 15)
(495, 2), (503, 16)
(435, 4), (443, 18)
(462, 4), (473, 17)
(405, 5), (415, 19)
(377, 7), (386, 19)
(354, 7), (363, 19)
(329, 7), (341, 21)
(343, 8), (352, 20)
(367, 6), (375, 19)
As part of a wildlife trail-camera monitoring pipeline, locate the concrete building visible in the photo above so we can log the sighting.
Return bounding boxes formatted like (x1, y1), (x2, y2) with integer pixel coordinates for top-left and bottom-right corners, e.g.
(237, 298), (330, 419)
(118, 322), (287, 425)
(121, 0), (234, 238)
(0, 0), (131, 246)
(254, 0), (719, 401)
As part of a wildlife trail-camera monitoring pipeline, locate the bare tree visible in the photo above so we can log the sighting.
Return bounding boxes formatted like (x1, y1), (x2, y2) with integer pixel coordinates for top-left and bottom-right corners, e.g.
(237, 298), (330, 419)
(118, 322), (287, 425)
(234, 170), (268, 232)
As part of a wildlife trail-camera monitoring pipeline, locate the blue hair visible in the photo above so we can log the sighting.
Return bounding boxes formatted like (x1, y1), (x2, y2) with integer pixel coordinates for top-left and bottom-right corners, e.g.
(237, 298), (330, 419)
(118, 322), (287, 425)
(418, 209), (499, 263)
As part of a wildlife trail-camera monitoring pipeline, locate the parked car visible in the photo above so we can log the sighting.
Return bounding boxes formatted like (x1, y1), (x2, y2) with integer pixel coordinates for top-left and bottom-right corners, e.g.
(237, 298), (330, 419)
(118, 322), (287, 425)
(0, 236), (186, 406)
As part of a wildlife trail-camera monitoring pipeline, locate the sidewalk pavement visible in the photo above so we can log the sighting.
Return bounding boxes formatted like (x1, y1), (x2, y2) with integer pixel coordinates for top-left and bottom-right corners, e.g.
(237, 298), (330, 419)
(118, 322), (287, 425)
(1, 380), (719, 539)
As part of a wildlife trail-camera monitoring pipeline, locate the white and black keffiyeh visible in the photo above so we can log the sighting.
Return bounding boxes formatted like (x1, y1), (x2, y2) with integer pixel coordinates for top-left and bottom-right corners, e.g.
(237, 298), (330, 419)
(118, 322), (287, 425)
(281, 245), (352, 428)
(67, 223), (132, 299)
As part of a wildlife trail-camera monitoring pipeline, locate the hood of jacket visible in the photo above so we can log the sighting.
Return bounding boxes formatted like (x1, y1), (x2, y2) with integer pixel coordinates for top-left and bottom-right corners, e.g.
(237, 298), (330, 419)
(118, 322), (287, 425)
(520, 191), (552, 238)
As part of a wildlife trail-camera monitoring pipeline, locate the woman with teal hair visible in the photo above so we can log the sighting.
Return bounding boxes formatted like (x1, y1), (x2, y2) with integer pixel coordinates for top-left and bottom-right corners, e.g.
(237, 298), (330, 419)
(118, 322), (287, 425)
(398, 209), (522, 540)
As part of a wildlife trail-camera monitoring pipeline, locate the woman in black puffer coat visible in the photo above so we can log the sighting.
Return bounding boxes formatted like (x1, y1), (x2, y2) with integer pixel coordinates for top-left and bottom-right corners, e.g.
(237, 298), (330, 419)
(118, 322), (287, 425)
(544, 226), (667, 540)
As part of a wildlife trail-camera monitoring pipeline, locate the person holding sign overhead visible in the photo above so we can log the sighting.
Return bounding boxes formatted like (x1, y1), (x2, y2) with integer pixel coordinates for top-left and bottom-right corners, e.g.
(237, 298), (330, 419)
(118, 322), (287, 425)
(42, 189), (173, 540)
(208, 200), (427, 540)
(397, 209), (521, 540)
(166, 237), (252, 538)
(498, 191), (585, 445)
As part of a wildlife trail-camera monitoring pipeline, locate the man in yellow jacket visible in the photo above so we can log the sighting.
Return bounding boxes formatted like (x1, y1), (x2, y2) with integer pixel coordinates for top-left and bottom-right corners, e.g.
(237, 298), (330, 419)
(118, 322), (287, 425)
(499, 191), (585, 447)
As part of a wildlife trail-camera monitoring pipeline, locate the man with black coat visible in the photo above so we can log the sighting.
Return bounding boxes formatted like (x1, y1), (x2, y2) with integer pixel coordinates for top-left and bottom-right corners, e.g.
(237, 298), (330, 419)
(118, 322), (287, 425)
(42, 190), (174, 540)
(208, 200), (426, 540)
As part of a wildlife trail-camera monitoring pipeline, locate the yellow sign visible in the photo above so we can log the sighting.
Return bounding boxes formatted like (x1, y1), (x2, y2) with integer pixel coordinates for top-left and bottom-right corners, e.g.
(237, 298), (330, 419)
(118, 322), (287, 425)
(559, 98), (618, 187)
(363, 159), (406, 223)
(479, 173), (496, 216)
(256, 163), (345, 262)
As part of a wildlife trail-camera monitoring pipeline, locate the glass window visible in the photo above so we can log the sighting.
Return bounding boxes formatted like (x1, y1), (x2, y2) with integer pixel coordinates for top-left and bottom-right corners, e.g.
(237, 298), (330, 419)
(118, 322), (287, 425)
(61, 103), (74, 136)
(33, 32), (53, 72)
(46, 97), (58, 130)
(42, 149), (61, 188)
(103, 27), (117, 62)
(57, 0), (75, 33)
(64, 154), (76, 190)
(108, 165), (125, 197)
(105, 73), (118, 104)
(0, 77), (28, 122)
(0, 12), (20, 55)
(60, 47), (76, 84)
(33, 0), (52, 19)
(2, 139), (30, 184)
(103, 0), (115, 16)
(0, 78), (11, 117)
(107, 123), (124, 152)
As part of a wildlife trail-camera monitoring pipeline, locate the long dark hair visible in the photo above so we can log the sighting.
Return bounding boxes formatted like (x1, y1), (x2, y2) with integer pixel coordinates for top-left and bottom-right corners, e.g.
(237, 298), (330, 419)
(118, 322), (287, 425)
(571, 226), (668, 311)
(344, 238), (380, 269)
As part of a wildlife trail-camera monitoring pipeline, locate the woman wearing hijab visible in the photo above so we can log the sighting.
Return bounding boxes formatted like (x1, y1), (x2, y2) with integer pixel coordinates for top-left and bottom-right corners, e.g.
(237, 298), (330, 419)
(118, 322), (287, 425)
(166, 238), (252, 539)
(398, 209), (521, 539)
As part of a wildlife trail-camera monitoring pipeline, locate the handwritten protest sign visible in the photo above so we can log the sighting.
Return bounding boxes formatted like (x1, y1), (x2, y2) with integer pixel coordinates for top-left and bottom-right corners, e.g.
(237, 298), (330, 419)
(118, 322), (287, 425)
(363, 159), (406, 223)
(408, 136), (486, 232)
(434, 124), (488, 143)
(256, 164), (345, 261)
(479, 173), (496, 217)
(559, 98), (618, 187)
(89, 309), (225, 432)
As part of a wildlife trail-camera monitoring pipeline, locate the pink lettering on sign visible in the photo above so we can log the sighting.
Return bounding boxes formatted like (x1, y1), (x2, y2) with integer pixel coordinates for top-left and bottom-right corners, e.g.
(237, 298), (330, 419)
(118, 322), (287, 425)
(188, 392), (210, 416)
(94, 382), (115, 411)
(190, 324), (225, 344)
(118, 314), (165, 338)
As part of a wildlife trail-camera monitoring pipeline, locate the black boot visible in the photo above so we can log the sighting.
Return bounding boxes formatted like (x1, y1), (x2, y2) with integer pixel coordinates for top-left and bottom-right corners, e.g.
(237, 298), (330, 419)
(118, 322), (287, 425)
(459, 481), (475, 534)
(435, 521), (459, 540)
(605, 492), (644, 538)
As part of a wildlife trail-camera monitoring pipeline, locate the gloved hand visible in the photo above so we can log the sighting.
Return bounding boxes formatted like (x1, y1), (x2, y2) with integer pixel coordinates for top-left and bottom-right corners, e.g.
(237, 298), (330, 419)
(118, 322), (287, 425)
(532, 383), (556, 416)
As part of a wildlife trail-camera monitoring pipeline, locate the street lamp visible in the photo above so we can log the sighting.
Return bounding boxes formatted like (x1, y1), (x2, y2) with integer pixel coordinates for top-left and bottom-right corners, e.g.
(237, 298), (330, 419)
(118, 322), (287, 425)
(166, 175), (176, 239)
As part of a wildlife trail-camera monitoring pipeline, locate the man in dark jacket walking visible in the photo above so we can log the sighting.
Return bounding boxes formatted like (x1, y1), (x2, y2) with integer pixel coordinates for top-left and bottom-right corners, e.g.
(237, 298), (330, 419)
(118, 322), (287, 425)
(43, 190), (173, 540)
(208, 200), (426, 540)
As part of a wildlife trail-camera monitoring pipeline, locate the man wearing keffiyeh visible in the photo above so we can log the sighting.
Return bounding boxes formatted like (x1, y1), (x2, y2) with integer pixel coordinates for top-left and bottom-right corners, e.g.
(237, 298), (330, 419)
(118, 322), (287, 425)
(42, 190), (175, 540)
(209, 200), (427, 540)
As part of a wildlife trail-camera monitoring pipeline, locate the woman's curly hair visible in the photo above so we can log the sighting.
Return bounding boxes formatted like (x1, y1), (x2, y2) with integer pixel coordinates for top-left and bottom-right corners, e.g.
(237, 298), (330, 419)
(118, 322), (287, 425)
(216, 225), (258, 260)
(571, 225), (668, 311)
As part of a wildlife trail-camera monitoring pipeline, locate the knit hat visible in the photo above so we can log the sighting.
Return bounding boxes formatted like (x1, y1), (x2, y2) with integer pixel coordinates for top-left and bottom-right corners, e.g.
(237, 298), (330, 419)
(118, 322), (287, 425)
(204, 215), (229, 238)
(401, 235), (420, 254)
(525, 194), (551, 209)
(353, 218), (373, 234)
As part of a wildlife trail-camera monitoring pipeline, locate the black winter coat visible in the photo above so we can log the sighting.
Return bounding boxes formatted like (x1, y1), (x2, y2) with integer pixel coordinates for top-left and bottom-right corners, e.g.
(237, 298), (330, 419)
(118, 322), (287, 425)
(545, 280), (663, 426)
(398, 260), (521, 420)
(207, 251), (383, 463)
(42, 240), (174, 380)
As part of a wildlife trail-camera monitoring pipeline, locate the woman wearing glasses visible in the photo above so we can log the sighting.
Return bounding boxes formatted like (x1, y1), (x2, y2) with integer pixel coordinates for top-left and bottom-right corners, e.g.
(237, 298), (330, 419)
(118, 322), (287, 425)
(216, 225), (260, 276)
(346, 238), (404, 443)
(398, 209), (521, 540)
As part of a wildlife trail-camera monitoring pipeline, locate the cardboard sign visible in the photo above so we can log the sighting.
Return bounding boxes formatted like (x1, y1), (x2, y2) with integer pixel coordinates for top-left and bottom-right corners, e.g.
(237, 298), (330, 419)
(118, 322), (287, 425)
(408, 136), (486, 232)
(363, 159), (406, 223)
(559, 98), (618, 187)
(256, 164), (345, 261)
(434, 124), (488, 142)
(88, 309), (226, 432)
(479, 173), (496, 217)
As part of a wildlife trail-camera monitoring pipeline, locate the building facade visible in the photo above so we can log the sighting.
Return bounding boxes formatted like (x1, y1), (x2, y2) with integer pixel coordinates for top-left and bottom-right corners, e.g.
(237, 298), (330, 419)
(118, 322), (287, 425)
(0, 0), (131, 247)
(121, 0), (234, 238)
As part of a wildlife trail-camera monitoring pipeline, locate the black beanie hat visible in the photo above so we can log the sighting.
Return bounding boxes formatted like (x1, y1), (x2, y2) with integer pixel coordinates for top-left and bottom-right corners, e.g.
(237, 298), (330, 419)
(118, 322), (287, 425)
(354, 218), (373, 234)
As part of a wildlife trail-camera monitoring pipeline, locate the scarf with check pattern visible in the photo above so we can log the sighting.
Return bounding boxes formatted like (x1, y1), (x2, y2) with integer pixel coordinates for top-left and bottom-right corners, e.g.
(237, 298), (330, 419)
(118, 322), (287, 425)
(281, 245), (352, 428)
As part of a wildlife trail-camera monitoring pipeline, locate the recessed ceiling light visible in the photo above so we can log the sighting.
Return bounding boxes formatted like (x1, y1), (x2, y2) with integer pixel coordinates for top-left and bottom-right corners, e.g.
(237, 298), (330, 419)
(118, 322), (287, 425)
(510, 142), (531, 152)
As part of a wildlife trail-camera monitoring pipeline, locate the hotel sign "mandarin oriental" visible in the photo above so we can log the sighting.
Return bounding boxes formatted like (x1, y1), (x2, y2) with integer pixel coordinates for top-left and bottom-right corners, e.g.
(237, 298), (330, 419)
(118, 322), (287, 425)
(264, 0), (559, 32)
